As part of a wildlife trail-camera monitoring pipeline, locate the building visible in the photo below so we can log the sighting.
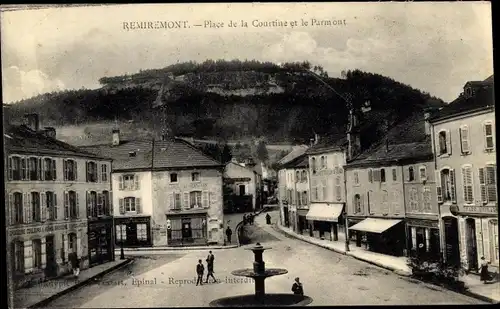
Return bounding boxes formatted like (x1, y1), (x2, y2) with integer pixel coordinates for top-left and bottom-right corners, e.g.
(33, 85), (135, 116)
(5, 115), (113, 289)
(284, 154), (309, 235)
(82, 130), (225, 247)
(305, 135), (347, 242)
(429, 75), (497, 272)
(223, 159), (262, 212)
(345, 112), (437, 258)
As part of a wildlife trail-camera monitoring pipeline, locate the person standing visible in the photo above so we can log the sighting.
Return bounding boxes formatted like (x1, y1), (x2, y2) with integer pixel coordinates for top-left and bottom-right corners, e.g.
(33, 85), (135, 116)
(69, 250), (80, 278)
(196, 259), (205, 286)
(480, 256), (491, 283)
(291, 277), (304, 295)
(226, 226), (233, 244)
(266, 213), (271, 225)
(205, 251), (216, 283)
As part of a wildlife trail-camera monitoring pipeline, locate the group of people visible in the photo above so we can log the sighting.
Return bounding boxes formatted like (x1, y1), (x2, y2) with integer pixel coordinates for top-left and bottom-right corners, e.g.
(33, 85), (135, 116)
(196, 251), (217, 286)
(243, 213), (255, 225)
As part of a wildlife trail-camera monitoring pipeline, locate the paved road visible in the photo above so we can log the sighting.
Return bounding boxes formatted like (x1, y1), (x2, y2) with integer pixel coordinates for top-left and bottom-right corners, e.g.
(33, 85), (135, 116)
(40, 213), (485, 307)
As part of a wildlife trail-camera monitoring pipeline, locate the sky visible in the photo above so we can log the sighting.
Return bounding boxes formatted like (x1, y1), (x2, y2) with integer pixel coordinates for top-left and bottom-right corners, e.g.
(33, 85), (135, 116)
(1, 2), (494, 103)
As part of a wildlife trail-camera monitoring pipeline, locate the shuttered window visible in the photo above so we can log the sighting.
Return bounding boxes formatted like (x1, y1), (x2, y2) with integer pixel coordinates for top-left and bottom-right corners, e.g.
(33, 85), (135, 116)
(419, 166), (427, 181)
(8, 156), (22, 181)
(368, 169), (373, 183)
(461, 165), (474, 204)
(382, 191), (389, 214)
(459, 125), (471, 154)
(484, 122), (495, 150)
(423, 187), (432, 211)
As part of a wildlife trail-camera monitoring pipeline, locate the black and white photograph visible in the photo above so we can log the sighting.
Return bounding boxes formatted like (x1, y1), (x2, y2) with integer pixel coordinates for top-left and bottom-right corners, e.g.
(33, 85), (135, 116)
(1, 2), (497, 307)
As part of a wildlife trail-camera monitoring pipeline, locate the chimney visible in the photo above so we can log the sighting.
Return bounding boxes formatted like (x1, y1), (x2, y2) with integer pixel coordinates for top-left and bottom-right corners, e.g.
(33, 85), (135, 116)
(112, 129), (120, 146)
(314, 133), (319, 145)
(424, 111), (431, 136)
(24, 113), (40, 131)
(347, 108), (361, 161)
(43, 127), (56, 139)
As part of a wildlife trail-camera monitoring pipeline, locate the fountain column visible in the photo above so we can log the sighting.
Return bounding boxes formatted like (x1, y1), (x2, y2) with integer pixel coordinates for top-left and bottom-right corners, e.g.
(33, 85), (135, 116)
(252, 244), (266, 299)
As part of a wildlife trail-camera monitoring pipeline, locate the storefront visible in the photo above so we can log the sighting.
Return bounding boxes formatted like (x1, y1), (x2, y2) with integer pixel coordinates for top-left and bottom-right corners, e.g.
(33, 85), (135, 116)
(115, 216), (152, 248)
(349, 217), (406, 257)
(306, 203), (344, 241)
(166, 213), (208, 246)
(297, 208), (309, 235)
(406, 218), (440, 261)
(347, 217), (366, 247)
(88, 218), (114, 267)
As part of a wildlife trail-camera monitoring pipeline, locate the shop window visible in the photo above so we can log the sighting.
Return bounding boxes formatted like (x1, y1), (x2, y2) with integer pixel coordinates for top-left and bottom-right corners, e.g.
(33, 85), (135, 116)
(137, 224), (148, 241)
(13, 241), (24, 273)
(32, 239), (42, 269)
(116, 225), (127, 241)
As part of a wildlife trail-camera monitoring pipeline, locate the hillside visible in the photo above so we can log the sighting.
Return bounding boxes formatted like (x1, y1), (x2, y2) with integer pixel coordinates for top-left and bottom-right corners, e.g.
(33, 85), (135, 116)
(3, 60), (445, 146)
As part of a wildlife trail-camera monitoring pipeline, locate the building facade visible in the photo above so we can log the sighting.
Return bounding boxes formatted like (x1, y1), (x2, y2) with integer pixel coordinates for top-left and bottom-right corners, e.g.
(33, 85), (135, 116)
(223, 160), (262, 212)
(83, 131), (225, 247)
(6, 118), (113, 289)
(429, 75), (497, 272)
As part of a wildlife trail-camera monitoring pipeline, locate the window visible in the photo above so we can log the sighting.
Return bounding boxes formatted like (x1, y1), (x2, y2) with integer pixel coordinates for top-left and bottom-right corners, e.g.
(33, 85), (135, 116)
(32, 239), (42, 269)
(64, 159), (77, 181)
(21, 157), (28, 180)
(102, 191), (110, 215)
(116, 225), (127, 241)
(170, 173), (178, 183)
(10, 192), (23, 224)
(46, 191), (57, 220)
(312, 180), (319, 201)
(392, 168), (397, 182)
(408, 166), (415, 181)
(354, 172), (359, 185)
(490, 220), (499, 263)
(69, 191), (79, 218)
(335, 176), (342, 201)
(368, 169), (373, 182)
(484, 122), (495, 150)
(86, 161), (98, 182)
(120, 174), (139, 191)
(29, 157), (40, 181)
(311, 157), (317, 174)
(367, 191), (373, 214)
(382, 191), (389, 214)
(31, 192), (41, 222)
(172, 193), (181, 210)
(125, 197), (137, 212)
(101, 164), (108, 182)
(437, 168), (455, 203)
(354, 194), (362, 213)
(462, 166), (474, 204)
(13, 241), (24, 272)
(410, 188), (418, 211)
(43, 158), (57, 181)
(479, 165), (497, 203)
(459, 125), (471, 154)
(320, 156), (327, 169)
(296, 171), (300, 183)
(380, 169), (386, 183)
(373, 169), (381, 182)
(438, 130), (448, 154)
(320, 179), (327, 200)
(419, 166), (427, 181)
(301, 170), (307, 183)
(97, 192), (105, 216)
(191, 172), (200, 182)
(137, 224), (148, 241)
(302, 191), (308, 205)
(8, 156), (22, 181)
(423, 187), (432, 211)
(69, 233), (77, 253)
(190, 191), (202, 208)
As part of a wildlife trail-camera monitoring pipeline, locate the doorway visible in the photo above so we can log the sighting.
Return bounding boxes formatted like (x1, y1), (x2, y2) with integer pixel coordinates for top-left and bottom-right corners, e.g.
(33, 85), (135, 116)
(45, 235), (57, 278)
(466, 218), (478, 271)
(443, 217), (460, 266)
(416, 228), (426, 257)
(182, 220), (193, 240)
(239, 185), (246, 196)
(283, 207), (289, 227)
(126, 223), (137, 245)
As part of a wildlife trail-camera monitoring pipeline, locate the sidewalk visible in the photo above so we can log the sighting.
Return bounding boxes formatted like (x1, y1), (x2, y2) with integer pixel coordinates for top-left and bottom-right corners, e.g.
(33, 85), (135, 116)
(14, 258), (132, 309)
(254, 211), (500, 304)
(116, 243), (239, 252)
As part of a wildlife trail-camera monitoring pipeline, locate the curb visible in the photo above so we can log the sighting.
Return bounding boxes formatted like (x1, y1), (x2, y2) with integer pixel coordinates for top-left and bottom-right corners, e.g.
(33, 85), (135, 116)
(116, 245), (238, 252)
(28, 259), (133, 308)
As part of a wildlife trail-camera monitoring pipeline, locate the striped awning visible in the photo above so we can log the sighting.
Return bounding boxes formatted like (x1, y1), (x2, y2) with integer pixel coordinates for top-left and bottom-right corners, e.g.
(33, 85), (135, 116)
(349, 218), (402, 234)
(306, 203), (344, 223)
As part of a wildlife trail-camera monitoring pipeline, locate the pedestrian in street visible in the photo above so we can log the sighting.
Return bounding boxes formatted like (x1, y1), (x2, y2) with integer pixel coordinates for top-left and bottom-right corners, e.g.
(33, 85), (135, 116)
(226, 226), (233, 244)
(205, 251), (216, 283)
(250, 214), (254, 225)
(69, 251), (80, 278)
(266, 213), (271, 225)
(196, 259), (205, 286)
(291, 277), (304, 295)
(480, 256), (491, 283)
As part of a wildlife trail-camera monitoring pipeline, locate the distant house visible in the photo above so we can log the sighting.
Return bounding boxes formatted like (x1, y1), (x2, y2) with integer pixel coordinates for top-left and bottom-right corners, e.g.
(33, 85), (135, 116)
(81, 130), (225, 247)
(224, 159), (262, 212)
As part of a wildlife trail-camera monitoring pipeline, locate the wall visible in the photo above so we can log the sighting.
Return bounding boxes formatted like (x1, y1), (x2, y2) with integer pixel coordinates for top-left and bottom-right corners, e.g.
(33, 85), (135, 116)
(112, 171), (153, 216)
(308, 151), (346, 204)
(403, 160), (439, 218)
(151, 168), (224, 246)
(224, 162), (257, 206)
(346, 165), (405, 217)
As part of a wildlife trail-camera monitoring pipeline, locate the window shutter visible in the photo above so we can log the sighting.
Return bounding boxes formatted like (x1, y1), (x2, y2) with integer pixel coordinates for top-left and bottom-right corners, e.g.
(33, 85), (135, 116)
(40, 192), (46, 222)
(63, 234), (69, 262)
(486, 166), (497, 202)
(63, 160), (67, 180)
(411, 227), (416, 250)
(26, 193), (32, 224)
(54, 193), (58, 220)
(8, 157), (13, 180)
(119, 198), (125, 214)
(462, 167), (468, 203)
(169, 194), (174, 209)
(85, 162), (89, 182)
(446, 129), (452, 155)
(368, 170), (372, 183)
(8, 193), (14, 225)
(479, 168), (487, 204)
(435, 171), (442, 203)
(119, 175), (124, 190)
(38, 158), (43, 180)
(52, 159), (57, 180)
(136, 198), (142, 213)
(77, 192), (81, 218)
(183, 192), (190, 209)
(460, 126), (470, 154)
(73, 160), (78, 181)
(458, 219), (467, 265)
(86, 191), (91, 218)
(64, 192), (69, 219)
(202, 191), (209, 208)
(97, 164), (101, 183)
(482, 221), (491, 262)
(450, 169), (456, 203)
(134, 175), (140, 190)
(474, 220), (483, 266)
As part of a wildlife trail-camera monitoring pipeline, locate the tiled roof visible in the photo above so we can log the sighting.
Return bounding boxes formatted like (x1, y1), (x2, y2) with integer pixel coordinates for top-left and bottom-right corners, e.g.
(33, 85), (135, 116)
(305, 134), (346, 155)
(277, 145), (309, 166)
(4, 125), (109, 160)
(430, 86), (494, 122)
(80, 138), (222, 171)
(282, 154), (308, 169)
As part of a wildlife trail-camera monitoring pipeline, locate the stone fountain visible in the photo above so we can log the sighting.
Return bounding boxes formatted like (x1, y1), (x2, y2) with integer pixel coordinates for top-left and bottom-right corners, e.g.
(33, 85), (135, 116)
(209, 243), (313, 307)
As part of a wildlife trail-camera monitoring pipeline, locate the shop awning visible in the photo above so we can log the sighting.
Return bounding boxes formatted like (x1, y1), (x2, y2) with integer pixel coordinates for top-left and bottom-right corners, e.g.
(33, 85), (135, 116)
(306, 203), (344, 223)
(349, 218), (402, 234)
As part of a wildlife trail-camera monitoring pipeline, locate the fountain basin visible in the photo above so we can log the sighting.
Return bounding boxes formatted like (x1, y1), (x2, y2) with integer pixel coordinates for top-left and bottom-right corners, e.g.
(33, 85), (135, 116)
(209, 293), (313, 307)
(231, 268), (288, 278)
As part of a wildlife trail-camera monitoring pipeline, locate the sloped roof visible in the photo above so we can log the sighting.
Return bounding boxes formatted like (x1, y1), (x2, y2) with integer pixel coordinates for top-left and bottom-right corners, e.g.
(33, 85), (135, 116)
(80, 137), (222, 171)
(4, 125), (109, 160)
(277, 145), (308, 166)
(306, 134), (346, 155)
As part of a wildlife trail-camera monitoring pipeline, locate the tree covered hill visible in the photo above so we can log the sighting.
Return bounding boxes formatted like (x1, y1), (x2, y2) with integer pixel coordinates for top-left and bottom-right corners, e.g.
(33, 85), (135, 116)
(3, 59), (445, 144)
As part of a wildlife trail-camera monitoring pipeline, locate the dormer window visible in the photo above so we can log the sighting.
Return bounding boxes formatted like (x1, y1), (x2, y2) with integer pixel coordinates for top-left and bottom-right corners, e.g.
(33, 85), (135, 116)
(129, 151), (136, 157)
(170, 173), (178, 183)
(465, 87), (473, 97)
(191, 172), (200, 182)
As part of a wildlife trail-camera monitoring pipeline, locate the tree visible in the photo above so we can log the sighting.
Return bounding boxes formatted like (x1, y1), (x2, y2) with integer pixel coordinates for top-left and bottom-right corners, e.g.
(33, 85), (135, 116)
(256, 141), (269, 162)
(221, 143), (233, 164)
